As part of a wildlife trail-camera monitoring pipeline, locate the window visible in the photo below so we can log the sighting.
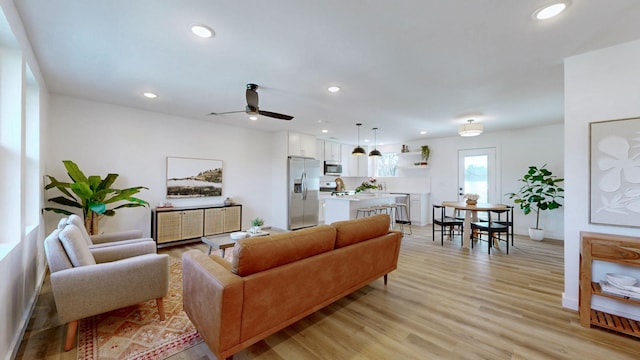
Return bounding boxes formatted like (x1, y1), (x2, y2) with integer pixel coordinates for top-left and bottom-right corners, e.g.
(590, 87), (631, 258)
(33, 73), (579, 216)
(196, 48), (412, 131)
(375, 152), (399, 177)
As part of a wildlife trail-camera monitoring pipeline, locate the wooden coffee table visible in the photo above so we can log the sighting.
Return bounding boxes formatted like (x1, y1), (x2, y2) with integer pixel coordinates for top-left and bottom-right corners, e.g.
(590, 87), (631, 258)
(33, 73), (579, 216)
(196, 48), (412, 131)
(201, 230), (270, 256)
(201, 235), (236, 256)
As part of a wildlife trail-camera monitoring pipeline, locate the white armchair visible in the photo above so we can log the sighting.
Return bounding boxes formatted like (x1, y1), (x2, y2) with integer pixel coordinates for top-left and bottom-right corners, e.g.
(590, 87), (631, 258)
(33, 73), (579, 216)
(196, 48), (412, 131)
(44, 224), (169, 351)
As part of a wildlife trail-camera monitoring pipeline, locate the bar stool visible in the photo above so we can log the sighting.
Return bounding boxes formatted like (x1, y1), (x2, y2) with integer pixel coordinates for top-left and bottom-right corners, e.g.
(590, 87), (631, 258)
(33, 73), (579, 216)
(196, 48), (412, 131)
(382, 204), (398, 229)
(394, 203), (412, 235)
(356, 207), (377, 218)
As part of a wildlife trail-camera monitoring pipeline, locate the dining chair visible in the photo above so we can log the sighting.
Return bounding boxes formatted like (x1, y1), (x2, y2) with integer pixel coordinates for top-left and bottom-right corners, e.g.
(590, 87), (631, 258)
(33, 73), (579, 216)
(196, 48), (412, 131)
(493, 205), (514, 246)
(470, 208), (510, 254)
(432, 205), (463, 246)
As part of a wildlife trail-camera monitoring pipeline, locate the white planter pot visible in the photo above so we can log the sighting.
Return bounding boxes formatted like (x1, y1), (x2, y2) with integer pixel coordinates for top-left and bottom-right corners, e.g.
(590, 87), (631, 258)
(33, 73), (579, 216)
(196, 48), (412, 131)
(528, 228), (545, 241)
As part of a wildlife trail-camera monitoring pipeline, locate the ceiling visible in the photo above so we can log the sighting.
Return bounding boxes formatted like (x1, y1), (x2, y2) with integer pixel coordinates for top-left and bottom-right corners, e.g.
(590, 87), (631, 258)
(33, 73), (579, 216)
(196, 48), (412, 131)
(12, 0), (640, 145)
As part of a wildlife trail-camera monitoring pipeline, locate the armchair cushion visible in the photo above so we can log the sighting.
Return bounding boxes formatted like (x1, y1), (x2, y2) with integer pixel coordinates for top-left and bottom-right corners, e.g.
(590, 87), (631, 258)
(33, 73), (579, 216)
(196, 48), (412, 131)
(90, 240), (157, 263)
(66, 214), (94, 245)
(59, 225), (96, 267)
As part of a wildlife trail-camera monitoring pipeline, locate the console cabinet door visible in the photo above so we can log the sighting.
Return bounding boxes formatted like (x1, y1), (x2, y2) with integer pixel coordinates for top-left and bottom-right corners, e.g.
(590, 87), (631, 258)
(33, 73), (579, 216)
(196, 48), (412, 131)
(223, 206), (241, 232)
(156, 211), (182, 244)
(204, 206), (242, 235)
(204, 208), (225, 235)
(181, 209), (204, 239)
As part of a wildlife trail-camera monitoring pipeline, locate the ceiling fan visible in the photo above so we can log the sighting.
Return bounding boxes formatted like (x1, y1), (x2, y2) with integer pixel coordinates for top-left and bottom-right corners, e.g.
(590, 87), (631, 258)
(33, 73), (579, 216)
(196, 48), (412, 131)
(209, 83), (294, 120)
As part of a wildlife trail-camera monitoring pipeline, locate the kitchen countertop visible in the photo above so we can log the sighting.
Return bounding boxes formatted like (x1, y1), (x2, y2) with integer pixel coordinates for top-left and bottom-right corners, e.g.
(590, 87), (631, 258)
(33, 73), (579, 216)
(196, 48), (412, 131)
(324, 193), (399, 201)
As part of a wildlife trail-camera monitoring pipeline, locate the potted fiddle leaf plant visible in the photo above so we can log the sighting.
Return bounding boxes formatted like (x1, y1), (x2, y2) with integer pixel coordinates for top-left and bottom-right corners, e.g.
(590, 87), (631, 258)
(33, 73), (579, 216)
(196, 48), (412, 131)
(44, 160), (149, 235)
(506, 164), (564, 240)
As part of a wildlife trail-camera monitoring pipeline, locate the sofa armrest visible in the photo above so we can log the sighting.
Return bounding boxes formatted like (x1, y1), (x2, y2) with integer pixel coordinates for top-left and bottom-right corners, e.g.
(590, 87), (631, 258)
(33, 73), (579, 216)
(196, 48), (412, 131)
(90, 240), (157, 263)
(90, 229), (144, 244)
(182, 250), (244, 359)
(50, 253), (169, 322)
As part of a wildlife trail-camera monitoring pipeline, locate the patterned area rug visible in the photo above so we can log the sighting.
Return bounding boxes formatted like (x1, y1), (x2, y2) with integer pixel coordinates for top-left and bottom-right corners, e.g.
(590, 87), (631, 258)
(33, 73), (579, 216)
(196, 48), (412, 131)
(77, 257), (202, 360)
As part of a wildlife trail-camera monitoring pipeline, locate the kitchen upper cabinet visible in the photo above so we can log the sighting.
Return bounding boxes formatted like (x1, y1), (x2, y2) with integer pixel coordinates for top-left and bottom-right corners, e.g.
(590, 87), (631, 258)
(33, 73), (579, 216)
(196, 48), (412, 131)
(316, 140), (325, 163)
(324, 141), (341, 161)
(288, 132), (316, 158)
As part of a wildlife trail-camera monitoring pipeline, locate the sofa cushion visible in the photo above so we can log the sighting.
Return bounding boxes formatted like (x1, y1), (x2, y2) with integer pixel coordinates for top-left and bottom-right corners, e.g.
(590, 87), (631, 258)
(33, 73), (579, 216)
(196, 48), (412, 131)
(331, 214), (390, 248)
(59, 224), (96, 267)
(231, 225), (336, 276)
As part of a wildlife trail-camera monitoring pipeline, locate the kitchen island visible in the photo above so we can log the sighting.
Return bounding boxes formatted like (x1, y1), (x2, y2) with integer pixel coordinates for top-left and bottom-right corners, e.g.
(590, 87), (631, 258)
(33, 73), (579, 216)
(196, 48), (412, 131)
(324, 193), (399, 224)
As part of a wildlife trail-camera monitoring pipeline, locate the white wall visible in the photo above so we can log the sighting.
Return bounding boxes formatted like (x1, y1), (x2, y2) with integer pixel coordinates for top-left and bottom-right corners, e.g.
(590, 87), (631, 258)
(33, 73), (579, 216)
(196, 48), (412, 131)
(563, 39), (640, 317)
(0, 1), (49, 358)
(46, 95), (278, 236)
(401, 124), (565, 239)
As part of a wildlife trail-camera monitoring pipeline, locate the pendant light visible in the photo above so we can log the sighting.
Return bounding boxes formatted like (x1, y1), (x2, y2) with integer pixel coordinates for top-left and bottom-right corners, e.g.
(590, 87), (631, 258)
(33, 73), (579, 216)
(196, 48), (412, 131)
(352, 123), (366, 156)
(458, 119), (483, 137)
(369, 127), (382, 157)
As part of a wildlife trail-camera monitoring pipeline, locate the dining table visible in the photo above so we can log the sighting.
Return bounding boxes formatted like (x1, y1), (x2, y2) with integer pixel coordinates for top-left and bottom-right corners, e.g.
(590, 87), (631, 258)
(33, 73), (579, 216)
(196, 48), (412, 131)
(441, 201), (508, 248)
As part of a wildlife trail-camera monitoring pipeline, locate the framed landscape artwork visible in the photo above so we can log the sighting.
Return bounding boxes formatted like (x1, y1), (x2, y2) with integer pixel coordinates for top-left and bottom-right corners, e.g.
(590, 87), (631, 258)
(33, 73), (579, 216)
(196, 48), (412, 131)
(166, 157), (223, 198)
(589, 117), (640, 227)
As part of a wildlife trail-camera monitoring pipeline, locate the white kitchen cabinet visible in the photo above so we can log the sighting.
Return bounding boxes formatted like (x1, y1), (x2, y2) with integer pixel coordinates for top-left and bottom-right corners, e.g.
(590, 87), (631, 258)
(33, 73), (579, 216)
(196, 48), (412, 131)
(343, 143), (369, 177)
(316, 140), (325, 163)
(410, 193), (428, 225)
(341, 144), (352, 175)
(288, 132), (316, 158)
(324, 141), (341, 161)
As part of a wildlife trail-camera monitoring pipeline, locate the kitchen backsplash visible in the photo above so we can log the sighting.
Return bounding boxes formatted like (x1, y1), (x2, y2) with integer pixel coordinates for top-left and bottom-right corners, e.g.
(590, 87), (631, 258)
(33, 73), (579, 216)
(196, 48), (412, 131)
(320, 176), (430, 194)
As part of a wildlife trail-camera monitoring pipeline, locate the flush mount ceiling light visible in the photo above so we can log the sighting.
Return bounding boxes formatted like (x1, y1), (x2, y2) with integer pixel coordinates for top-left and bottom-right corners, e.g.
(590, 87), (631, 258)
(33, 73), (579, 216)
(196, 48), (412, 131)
(327, 86), (341, 93)
(458, 119), (483, 137)
(533, 1), (570, 20)
(352, 123), (366, 156)
(143, 92), (158, 99)
(369, 127), (382, 157)
(191, 24), (215, 38)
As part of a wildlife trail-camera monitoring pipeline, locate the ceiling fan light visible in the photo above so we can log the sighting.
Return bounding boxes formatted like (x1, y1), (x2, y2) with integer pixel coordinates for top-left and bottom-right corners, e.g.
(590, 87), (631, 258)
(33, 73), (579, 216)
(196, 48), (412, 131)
(458, 120), (483, 137)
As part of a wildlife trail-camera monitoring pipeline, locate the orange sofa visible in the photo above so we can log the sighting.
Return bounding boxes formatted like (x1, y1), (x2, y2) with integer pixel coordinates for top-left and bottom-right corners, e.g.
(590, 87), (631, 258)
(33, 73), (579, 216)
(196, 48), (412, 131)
(182, 214), (402, 359)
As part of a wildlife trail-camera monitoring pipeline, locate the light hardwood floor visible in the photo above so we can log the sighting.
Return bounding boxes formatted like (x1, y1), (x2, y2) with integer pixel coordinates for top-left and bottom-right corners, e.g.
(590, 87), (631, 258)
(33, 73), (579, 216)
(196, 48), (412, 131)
(15, 224), (640, 360)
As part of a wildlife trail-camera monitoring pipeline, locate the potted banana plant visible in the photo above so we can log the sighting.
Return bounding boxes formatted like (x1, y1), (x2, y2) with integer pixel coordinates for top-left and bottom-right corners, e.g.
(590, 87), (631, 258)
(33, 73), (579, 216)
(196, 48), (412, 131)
(506, 164), (564, 240)
(44, 160), (149, 235)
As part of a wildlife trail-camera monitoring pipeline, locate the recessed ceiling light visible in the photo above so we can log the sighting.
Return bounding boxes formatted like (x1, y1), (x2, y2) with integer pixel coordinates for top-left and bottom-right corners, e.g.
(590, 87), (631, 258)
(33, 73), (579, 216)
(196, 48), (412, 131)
(420, 131), (427, 135)
(191, 24), (214, 38)
(327, 86), (341, 93)
(143, 92), (158, 99)
(249, 115), (259, 121)
(321, 129), (328, 133)
(533, 1), (569, 20)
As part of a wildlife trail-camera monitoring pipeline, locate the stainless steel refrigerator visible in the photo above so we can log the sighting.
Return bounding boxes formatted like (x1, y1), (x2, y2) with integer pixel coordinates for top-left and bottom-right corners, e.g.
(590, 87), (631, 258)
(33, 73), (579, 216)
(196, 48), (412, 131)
(288, 156), (320, 230)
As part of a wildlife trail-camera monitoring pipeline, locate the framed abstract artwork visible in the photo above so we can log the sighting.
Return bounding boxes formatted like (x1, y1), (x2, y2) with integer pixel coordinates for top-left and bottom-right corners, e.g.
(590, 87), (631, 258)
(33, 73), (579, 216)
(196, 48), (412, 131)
(166, 157), (223, 198)
(589, 117), (640, 227)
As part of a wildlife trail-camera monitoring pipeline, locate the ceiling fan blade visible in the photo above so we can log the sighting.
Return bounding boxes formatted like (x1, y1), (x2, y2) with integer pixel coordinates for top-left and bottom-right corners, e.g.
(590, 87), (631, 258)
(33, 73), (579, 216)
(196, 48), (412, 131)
(209, 110), (244, 116)
(246, 84), (259, 108)
(258, 110), (294, 120)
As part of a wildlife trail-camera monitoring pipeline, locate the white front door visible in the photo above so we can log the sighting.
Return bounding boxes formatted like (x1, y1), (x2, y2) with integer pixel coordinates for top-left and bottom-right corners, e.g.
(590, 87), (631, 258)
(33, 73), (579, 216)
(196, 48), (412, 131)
(457, 148), (498, 203)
